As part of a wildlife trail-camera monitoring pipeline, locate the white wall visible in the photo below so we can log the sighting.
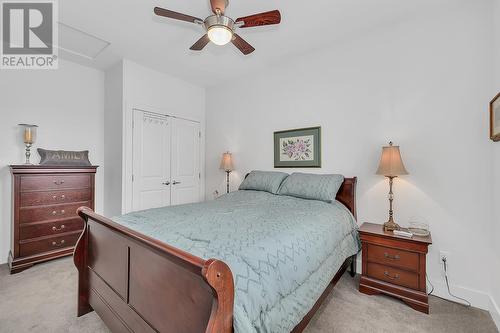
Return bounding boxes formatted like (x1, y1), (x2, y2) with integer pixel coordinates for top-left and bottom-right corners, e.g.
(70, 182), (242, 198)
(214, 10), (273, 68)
(103, 61), (124, 217)
(206, 2), (495, 309)
(0, 59), (104, 264)
(104, 59), (206, 216)
(490, 0), (500, 327)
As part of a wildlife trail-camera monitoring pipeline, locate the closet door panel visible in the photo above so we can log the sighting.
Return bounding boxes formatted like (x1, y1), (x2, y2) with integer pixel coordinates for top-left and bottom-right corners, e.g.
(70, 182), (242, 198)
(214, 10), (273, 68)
(171, 118), (200, 206)
(132, 111), (171, 211)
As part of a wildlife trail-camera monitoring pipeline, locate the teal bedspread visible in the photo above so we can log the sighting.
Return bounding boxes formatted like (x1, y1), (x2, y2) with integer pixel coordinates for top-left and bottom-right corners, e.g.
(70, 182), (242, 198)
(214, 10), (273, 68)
(113, 190), (360, 333)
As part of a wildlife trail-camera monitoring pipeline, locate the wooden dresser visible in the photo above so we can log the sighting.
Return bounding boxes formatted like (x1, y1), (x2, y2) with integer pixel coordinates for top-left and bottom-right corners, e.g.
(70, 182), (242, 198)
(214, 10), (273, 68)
(9, 165), (97, 274)
(358, 223), (432, 314)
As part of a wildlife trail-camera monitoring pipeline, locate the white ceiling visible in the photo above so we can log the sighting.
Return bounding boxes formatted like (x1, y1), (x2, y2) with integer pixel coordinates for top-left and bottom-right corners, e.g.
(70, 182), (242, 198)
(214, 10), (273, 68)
(59, 0), (463, 87)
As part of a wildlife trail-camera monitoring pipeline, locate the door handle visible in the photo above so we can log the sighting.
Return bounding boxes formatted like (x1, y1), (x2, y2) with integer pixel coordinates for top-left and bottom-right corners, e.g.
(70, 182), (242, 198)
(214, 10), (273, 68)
(162, 181), (171, 185)
(173, 181), (181, 185)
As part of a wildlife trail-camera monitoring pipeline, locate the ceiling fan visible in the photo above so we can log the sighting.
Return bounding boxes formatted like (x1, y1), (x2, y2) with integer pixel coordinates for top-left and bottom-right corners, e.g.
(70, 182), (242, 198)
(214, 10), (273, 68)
(153, 0), (281, 55)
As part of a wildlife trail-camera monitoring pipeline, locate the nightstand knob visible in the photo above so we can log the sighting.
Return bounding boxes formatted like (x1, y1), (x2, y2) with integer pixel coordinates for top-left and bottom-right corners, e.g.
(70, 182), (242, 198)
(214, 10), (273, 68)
(384, 271), (400, 280)
(384, 253), (400, 260)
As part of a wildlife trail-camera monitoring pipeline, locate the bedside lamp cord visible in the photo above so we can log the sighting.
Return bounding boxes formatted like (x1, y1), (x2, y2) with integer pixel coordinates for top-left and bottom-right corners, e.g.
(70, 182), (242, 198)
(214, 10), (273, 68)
(426, 258), (471, 308)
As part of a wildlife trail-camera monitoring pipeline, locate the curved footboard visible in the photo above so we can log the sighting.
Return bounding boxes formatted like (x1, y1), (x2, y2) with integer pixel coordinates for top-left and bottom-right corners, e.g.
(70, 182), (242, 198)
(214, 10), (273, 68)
(73, 207), (234, 333)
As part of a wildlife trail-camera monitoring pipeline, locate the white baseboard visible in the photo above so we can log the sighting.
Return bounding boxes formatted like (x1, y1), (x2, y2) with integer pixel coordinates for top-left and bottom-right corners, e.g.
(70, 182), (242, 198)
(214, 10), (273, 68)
(428, 278), (491, 310)
(490, 296), (500, 331)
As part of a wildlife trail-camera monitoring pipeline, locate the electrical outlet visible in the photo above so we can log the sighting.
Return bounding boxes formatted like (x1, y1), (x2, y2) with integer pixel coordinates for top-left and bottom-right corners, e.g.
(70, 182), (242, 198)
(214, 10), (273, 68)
(439, 251), (451, 266)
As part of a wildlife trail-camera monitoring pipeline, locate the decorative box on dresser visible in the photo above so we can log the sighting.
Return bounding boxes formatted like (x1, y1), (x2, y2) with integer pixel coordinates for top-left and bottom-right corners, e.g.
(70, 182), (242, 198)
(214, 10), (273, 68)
(8, 165), (97, 274)
(358, 223), (432, 314)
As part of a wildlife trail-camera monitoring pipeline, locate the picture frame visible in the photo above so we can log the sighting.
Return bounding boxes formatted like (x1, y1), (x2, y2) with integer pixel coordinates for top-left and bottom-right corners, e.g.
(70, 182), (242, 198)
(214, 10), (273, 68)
(274, 126), (321, 168)
(490, 92), (500, 142)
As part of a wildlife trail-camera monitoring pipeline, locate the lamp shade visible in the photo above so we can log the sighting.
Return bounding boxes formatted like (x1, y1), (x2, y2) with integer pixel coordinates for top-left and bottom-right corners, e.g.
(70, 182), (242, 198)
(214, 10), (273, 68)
(219, 152), (234, 172)
(376, 142), (408, 177)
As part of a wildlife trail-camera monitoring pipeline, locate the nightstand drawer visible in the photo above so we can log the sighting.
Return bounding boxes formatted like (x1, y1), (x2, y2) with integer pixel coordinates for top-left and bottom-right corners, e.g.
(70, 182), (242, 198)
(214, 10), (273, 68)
(367, 244), (418, 271)
(367, 262), (419, 289)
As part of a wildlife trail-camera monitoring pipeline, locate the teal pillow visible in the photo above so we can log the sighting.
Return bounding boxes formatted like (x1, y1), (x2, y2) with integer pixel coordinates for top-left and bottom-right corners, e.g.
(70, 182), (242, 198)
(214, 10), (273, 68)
(239, 171), (289, 194)
(278, 173), (344, 203)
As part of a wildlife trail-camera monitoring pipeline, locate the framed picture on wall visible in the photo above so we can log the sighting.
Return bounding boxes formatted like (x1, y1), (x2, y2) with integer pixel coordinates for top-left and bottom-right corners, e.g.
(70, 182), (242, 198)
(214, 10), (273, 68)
(491, 92), (500, 142)
(274, 126), (321, 168)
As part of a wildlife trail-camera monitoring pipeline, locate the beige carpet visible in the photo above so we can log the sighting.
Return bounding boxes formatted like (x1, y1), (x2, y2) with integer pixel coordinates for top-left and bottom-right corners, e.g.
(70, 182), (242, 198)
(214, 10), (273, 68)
(0, 258), (497, 333)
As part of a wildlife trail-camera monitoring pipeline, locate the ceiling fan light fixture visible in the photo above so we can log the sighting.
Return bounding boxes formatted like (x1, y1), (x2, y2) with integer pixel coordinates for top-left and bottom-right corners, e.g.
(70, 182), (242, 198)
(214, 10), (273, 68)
(207, 25), (233, 45)
(154, 1), (281, 55)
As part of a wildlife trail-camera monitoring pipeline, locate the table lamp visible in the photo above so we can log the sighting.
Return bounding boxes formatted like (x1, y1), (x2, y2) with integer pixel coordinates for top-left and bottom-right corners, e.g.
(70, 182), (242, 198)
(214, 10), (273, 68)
(19, 124), (38, 164)
(376, 142), (408, 231)
(219, 152), (234, 193)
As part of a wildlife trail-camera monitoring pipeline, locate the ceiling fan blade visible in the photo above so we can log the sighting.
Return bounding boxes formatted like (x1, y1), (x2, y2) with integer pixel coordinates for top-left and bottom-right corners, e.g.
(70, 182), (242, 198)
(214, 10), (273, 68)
(231, 34), (255, 55)
(235, 10), (281, 28)
(210, 0), (228, 14)
(190, 34), (210, 51)
(154, 7), (202, 24)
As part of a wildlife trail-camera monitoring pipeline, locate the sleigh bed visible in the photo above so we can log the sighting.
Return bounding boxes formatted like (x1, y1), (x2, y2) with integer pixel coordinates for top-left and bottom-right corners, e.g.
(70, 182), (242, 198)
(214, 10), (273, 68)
(74, 177), (359, 333)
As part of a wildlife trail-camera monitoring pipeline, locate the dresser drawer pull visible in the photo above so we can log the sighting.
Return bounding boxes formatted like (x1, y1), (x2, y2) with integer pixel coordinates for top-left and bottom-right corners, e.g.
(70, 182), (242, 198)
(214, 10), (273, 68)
(52, 225), (65, 232)
(61, 195), (66, 199)
(53, 180), (65, 185)
(52, 210), (66, 216)
(52, 194), (66, 200)
(384, 253), (401, 260)
(51, 240), (65, 247)
(384, 271), (400, 280)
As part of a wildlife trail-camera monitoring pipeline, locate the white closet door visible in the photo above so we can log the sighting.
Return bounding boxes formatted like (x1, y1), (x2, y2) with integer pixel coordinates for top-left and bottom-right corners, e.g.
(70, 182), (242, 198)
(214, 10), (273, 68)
(132, 111), (171, 211)
(171, 117), (201, 206)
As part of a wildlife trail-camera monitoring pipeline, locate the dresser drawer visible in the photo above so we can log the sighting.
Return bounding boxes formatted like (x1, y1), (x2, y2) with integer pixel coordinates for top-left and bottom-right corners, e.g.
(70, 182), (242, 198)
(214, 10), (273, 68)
(20, 218), (83, 240)
(367, 262), (419, 289)
(19, 232), (81, 257)
(20, 189), (92, 207)
(20, 174), (90, 191)
(19, 201), (91, 224)
(366, 244), (419, 271)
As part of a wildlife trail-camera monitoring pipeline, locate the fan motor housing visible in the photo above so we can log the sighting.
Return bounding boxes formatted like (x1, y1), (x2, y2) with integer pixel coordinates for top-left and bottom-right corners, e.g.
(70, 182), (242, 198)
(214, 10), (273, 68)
(204, 15), (234, 32)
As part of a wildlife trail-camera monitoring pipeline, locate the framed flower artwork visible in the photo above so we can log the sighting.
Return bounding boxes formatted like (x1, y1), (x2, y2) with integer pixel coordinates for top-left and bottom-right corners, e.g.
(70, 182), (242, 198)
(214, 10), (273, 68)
(490, 92), (500, 142)
(274, 126), (321, 168)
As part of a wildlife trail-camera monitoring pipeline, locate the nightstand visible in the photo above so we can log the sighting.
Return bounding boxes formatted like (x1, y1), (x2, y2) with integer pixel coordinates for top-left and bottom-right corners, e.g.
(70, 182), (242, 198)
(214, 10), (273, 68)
(358, 223), (432, 314)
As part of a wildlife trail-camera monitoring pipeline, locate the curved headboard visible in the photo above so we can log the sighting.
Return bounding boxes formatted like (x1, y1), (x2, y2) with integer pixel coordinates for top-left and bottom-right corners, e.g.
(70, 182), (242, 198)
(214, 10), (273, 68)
(336, 177), (357, 220)
(243, 174), (357, 219)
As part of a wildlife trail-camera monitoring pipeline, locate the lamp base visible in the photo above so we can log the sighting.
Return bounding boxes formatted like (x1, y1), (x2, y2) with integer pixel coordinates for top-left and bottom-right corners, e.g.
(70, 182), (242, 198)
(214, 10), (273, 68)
(383, 218), (400, 232)
(225, 170), (231, 194)
(383, 176), (400, 232)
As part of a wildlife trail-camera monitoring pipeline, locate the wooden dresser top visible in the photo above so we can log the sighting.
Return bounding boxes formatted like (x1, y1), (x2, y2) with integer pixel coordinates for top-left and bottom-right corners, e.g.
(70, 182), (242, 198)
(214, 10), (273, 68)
(10, 165), (98, 174)
(359, 222), (432, 245)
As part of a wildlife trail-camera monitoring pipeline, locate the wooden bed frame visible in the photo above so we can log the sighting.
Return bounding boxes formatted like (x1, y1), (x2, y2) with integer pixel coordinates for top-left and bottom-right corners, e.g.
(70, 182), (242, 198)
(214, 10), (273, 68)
(74, 177), (358, 333)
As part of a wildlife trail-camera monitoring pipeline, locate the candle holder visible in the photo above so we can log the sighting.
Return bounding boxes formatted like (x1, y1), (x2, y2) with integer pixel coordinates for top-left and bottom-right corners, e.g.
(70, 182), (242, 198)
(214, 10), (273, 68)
(18, 124), (38, 164)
